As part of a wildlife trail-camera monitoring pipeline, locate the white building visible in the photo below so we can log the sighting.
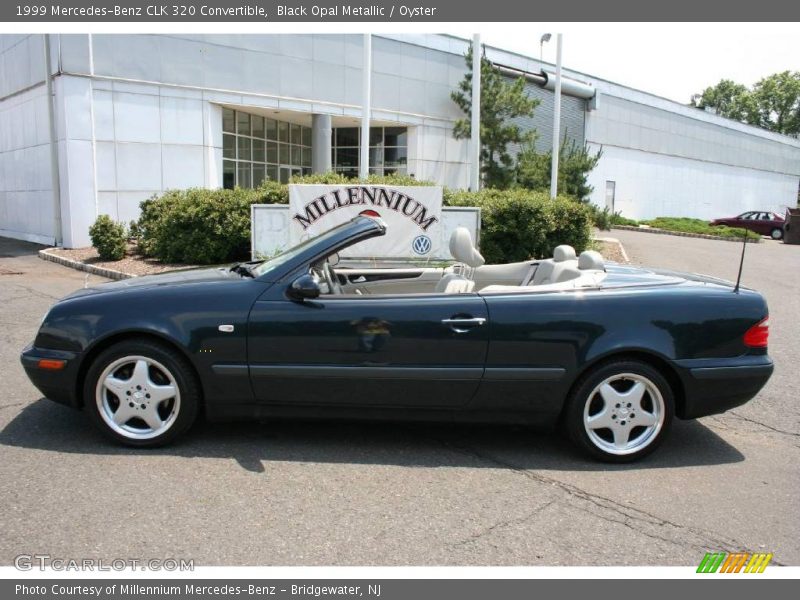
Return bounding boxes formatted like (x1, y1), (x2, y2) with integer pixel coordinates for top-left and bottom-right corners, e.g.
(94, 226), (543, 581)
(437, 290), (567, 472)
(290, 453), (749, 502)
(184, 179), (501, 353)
(1, 33), (799, 247)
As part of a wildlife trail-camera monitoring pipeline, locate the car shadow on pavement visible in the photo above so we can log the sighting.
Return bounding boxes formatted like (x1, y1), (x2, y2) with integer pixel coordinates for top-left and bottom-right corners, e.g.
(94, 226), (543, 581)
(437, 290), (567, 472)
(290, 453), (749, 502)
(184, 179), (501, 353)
(1, 399), (744, 473)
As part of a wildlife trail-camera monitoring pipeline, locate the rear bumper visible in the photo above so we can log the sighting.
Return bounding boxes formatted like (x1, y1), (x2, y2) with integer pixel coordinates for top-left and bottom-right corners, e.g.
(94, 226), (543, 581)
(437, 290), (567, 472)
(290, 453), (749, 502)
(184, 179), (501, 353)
(673, 355), (774, 419)
(20, 343), (82, 408)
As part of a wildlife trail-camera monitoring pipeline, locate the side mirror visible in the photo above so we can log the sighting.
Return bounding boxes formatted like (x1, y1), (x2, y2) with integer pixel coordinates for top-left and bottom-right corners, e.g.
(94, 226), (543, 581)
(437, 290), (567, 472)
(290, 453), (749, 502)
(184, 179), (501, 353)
(289, 274), (321, 300)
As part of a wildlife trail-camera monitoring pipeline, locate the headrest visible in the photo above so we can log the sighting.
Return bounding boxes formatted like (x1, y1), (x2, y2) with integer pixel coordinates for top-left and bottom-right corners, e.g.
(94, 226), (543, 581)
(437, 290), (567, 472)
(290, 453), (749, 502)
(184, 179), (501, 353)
(578, 250), (605, 271)
(553, 245), (577, 262)
(449, 227), (485, 268)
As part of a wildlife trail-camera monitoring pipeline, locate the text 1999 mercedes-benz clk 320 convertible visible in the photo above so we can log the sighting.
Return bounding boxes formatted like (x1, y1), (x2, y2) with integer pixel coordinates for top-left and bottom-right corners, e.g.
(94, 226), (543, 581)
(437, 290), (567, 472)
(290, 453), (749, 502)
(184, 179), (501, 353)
(21, 215), (773, 461)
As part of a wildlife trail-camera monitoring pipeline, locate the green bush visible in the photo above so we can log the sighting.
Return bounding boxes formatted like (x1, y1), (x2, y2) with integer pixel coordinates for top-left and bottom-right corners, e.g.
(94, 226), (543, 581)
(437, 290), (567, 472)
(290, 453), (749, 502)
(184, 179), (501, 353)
(610, 213), (639, 227)
(445, 189), (593, 263)
(89, 214), (127, 261)
(642, 217), (759, 240)
(137, 175), (591, 265)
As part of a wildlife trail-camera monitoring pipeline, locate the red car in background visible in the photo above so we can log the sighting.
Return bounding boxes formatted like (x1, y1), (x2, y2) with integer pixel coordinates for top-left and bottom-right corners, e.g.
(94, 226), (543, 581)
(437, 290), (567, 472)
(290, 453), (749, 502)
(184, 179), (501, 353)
(710, 211), (786, 239)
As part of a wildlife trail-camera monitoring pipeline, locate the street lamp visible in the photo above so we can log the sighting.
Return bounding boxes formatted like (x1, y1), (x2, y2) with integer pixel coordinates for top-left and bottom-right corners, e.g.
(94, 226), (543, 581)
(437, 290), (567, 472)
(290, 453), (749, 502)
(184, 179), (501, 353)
(539, 33), (551, 63)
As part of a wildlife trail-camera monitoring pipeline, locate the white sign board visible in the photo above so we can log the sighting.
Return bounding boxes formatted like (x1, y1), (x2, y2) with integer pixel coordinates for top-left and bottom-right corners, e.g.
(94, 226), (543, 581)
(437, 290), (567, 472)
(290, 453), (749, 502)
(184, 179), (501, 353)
(252, 204), (480, 262)
(289, 184), (443, 258)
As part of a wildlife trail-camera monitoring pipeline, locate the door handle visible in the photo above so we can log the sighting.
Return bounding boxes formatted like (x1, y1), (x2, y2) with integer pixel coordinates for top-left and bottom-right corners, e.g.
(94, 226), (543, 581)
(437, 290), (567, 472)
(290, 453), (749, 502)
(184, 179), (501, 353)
(441, 317), (486, 333)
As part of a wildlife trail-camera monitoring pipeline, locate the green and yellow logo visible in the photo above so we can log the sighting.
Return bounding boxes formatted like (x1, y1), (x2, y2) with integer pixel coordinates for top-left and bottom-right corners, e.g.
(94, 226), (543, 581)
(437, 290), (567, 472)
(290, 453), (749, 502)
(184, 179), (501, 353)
(697, 552), (772, 573)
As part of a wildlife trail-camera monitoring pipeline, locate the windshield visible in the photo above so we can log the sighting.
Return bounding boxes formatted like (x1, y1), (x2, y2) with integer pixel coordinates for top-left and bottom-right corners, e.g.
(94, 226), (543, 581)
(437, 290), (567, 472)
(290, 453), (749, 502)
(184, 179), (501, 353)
(249, 221), (354, 279)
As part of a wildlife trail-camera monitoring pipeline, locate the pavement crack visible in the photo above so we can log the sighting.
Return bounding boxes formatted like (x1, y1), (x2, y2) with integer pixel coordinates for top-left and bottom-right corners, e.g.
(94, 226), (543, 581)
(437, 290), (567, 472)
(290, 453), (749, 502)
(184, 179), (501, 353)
(450, 500), (557, 548)
(726, 411), (799, 438)
(421, 433), (753, 556)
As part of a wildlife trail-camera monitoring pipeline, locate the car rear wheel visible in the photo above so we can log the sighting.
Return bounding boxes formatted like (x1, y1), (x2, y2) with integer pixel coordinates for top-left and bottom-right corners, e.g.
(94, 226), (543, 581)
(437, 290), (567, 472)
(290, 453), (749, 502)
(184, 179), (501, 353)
(770, 228), (783, 240)
(84, 339), (199, 447)
(564, 359), (674, 462)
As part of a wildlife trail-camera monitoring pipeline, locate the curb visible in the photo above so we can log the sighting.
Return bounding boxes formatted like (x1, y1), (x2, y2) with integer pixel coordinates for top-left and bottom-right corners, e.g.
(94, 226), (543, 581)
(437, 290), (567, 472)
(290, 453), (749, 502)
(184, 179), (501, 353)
(611, 225), (761, 243)
(594, 236), (630, 264)
(38, 249), (134, 280)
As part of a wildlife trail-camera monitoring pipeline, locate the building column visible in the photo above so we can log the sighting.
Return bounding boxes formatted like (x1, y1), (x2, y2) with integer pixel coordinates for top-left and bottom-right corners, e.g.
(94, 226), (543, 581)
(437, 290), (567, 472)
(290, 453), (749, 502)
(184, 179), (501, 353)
(311, 114), (332, 174)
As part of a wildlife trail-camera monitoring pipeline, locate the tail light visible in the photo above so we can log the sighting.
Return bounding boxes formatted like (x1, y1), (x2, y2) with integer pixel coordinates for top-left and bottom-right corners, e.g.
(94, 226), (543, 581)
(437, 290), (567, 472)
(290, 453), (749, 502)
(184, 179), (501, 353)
(744, 317), (769, 348)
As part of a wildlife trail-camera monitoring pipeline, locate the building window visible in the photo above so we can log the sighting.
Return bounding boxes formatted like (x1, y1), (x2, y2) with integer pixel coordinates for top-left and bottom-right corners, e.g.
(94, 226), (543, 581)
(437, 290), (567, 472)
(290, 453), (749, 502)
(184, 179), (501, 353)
(222, 108), (311, 189)
(332, 126), (407, 178)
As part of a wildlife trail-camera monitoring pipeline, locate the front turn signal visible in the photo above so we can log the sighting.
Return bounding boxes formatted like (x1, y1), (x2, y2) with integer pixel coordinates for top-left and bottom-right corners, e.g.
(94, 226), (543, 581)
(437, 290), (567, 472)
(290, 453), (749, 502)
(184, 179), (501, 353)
(37, 359), (66, 370)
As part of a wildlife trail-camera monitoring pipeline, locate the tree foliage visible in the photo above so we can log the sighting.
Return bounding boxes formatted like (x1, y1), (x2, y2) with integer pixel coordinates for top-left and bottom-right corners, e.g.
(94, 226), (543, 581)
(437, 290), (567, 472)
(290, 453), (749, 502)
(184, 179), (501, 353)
(693, 71), (800, 136)
(451, 46), (540, 188)
(515, 138), (602, 202)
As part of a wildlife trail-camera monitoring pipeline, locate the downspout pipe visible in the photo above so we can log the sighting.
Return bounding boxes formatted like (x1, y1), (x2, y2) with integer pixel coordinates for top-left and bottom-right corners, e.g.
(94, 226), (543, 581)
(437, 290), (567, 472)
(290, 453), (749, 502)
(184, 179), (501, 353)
(491, 62), (596, 100)
(43, 34), (62, 246)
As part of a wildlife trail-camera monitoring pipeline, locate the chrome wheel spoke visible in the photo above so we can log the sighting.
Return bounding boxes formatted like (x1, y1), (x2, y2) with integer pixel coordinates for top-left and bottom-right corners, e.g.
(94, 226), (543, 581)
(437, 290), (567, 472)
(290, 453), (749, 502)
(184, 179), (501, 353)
(140, 406), (165, 431)
(103, 375), (129, 399)
(612, 425), (630, 449)
(112, 403), (133, 426)
(148, 383), (177, 405)
(586, 407), (614, 430)
(635, 410), (658, 427)
(130, 359), (152, 388)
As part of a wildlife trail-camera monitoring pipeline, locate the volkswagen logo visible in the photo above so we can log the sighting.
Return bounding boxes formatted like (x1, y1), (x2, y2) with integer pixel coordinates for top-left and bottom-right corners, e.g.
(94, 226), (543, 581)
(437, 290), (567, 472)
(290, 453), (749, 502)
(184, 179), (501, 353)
(412, 235), (432, 255)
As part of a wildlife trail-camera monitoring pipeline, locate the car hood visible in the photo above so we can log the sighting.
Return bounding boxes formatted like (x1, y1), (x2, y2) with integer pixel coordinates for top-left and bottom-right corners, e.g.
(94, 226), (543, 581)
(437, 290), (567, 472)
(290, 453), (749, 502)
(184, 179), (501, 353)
(61, 267), (238, 300)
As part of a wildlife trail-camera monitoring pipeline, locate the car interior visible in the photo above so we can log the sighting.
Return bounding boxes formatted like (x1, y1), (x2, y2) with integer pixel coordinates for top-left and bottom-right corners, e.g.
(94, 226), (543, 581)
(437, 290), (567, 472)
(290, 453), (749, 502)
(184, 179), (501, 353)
(309, 227), (608, 296)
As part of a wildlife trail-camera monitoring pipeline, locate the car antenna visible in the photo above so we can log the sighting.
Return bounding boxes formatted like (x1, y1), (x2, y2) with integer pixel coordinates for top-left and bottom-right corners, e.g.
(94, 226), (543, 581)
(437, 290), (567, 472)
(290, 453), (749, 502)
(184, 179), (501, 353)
(733, 226), (748, 293)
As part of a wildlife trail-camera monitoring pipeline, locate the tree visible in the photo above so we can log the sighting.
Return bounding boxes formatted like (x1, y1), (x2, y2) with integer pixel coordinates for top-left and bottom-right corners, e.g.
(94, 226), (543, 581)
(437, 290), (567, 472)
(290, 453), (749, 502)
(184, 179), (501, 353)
(516, 137), (602, 202)
(693, 79), (755, 123)
(693, 71), (800, 136)
(451, 46), (540, 188)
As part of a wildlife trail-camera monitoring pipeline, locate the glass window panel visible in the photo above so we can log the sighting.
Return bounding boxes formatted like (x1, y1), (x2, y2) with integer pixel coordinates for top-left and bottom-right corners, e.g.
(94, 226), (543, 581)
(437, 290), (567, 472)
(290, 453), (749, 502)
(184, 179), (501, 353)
(267, 141), (278, 163)
(369, 147), (383, 168)
(384, 127), (407, 147)
(237, 137), (251, 161)
(223, 134), (235, 159)
(336, 127), (359, 147)
(291, 145), (302, 166)
(252, 139), (266, 163)
(252, 115), (265, 138)
(279, 167), (290, 184)
(369, 127), (383, 146)
(223, 160), (235, 189)
(302, 126), (312, 147)
(267, 164), (279, 182)
(302, 167), (312, 175)
(279, 143), (289, 164)
(278, 121), (289, 142)
(252, 164), (266, 187)
(266, 118), (278, 140)
(335, 147), (359, 168)
(236, 111), (251, 135)
(222, 108), (235, 133)
(237, 162), (252, 188)
(302, 147), (312, 167)
(290, 124), (301, 145)
(384, 147), (407, 167)
(369, 167), (382, 175)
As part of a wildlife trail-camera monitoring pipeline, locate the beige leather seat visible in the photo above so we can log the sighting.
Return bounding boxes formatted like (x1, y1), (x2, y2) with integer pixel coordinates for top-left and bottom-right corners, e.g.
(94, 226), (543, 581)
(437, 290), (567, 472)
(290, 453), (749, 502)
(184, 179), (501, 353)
(436, 228), (485, 293)
(530, 245), (579, 285)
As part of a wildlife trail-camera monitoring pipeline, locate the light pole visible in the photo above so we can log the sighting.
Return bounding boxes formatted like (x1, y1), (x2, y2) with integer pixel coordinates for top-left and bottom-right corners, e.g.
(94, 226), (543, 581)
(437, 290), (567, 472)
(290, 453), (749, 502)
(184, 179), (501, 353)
(550, 33), (563, 199)
(539, 33), (551, 63)
(470, 34), (481, 192)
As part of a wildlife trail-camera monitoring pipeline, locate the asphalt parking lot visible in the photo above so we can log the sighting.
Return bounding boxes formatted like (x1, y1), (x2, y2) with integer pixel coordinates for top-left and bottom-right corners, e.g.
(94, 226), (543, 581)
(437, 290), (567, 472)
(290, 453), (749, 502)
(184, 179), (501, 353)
(1, 231), (798, 567)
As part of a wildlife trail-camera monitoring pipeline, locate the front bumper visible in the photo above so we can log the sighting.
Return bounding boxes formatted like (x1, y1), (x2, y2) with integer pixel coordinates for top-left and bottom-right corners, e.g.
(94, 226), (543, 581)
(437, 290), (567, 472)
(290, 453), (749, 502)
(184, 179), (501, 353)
(674, 355), (774, 419)
(20, 343), (82, 408)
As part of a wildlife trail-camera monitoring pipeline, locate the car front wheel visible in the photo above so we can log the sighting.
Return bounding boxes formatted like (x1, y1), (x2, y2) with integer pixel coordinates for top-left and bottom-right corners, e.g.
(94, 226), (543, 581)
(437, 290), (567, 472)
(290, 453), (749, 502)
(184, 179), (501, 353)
(564, 359), (674, 462)
(84, 339), (199, 447)
(770, 228), (783, 240)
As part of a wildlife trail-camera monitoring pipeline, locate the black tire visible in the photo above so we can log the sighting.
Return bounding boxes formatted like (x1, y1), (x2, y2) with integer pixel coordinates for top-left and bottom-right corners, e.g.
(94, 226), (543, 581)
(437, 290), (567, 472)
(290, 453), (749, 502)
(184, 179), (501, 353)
(83, 338), (200, 447)
(563, 359), (674, 463)
(770, 228), (783, 240)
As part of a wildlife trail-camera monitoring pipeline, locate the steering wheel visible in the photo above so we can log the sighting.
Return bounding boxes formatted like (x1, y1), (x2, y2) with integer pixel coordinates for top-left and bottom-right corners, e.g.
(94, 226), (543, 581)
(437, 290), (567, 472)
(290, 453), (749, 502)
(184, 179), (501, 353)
(323, 260), (343, 295)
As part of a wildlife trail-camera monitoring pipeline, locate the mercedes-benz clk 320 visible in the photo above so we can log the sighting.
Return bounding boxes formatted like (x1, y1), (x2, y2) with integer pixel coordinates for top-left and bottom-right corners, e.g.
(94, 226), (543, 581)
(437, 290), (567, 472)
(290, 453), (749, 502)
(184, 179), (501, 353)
(21, 215), (773, 462)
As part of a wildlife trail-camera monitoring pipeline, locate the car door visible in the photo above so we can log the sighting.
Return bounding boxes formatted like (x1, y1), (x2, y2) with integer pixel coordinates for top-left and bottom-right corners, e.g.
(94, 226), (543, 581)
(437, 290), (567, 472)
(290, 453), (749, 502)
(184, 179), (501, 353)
(247, 290), (489, 408)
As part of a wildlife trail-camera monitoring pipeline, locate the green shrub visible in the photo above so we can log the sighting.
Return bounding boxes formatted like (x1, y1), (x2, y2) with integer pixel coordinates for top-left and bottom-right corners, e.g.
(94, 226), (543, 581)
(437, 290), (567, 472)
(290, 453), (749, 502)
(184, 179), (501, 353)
(89, 214), (127, 261)
(610, 213), (639, 227)
(445, 189), (593, 263)
(138, 188), (257, 264)
(642, 217), (759, 240)
(138, 174), (591, 265)
(586, 205), (613, 231)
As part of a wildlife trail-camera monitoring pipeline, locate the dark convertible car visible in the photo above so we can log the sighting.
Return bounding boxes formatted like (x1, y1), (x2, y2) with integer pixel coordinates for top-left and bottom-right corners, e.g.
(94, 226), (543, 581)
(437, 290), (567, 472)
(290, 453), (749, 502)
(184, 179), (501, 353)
(21, 215), (773, 461)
